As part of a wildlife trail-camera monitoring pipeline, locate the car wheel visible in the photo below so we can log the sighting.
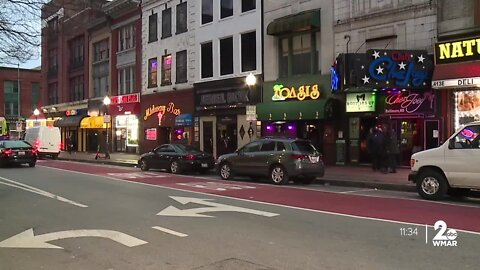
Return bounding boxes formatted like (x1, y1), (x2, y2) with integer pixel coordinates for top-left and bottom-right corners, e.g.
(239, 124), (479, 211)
(416, 169), (448, 200)
(219, 162), (233, 180)
(270, 165), (288, 185)
(29, 161), (36, 168)
(140, 159), (149, 171)
(170, 160), (181, 174)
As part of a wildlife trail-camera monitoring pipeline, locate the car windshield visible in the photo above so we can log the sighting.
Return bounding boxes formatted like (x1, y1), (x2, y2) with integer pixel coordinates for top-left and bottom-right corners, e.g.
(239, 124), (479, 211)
(3, 141), (31, 148)
(291, 140), (317, 154)
(176, 144), (201, 153)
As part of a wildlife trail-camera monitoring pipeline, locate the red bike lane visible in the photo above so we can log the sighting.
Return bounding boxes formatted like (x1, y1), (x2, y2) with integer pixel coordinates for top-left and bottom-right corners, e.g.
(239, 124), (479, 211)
(40, 160), (480, 233)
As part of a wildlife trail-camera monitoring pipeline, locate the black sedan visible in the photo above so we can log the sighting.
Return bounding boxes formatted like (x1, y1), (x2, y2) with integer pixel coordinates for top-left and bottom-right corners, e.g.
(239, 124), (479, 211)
(0, 140), (38, 167)
(138, 144), (214, 174)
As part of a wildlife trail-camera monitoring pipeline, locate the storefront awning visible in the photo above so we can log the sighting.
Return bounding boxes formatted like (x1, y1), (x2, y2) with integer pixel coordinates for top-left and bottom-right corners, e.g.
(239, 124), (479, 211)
(80, 116), (110, 129)
(256, 99), (331, 121)
(432, 62), (480, 88)
(267, 9), (320, 36)
(175, 113), (193, 126)
(53, 115), (87, 127)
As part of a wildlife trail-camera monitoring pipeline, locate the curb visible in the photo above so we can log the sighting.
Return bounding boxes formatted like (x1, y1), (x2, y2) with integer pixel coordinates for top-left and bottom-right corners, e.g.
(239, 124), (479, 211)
(56, 158), (415, 192)
(58, 157), (137, 168)
(315, 178), (416, 192)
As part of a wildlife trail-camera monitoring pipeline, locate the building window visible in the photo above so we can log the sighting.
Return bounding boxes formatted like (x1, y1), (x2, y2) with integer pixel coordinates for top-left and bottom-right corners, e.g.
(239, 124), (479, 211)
(94, 39), (109, 62)
(202, 0), (213, 24)
(119, 24), (135, 51)
(118, 66), (135, 95)
(161, 54), (172, 85)
(31, 82), (40, 110)
(242, 0), (255, 12)
(279, 33), (316, 77)
(176, 2), (188, 34)
(176, 50), (187, 83)
(47, 17), (59, 36)
(201, 42), (213, 78)
(48, 82), (58, 105)
(93, 74), (109, 98)
(221, 0), (233, 19)
(69, 36), (84, 69)
(148, 58), (158, 88)
(3, 81), (18, 116)
(69, 76), (84, 102)
(148, 13), (158, 42)
(162, 8), (172, 38)
(220, 37), (233, 75)
(48, 48), (58, 75)
(241, 31), (256, 72)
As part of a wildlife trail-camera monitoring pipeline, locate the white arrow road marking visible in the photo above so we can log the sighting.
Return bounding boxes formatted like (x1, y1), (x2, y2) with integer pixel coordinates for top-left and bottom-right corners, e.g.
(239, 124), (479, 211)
(177, 181), (257, 191)
(107, 172), (166, 179)
(0, 229), (148, 249)
(157, 196), (279, 218)
(0, 176), (87, 208)
(152, 226), (188, 237)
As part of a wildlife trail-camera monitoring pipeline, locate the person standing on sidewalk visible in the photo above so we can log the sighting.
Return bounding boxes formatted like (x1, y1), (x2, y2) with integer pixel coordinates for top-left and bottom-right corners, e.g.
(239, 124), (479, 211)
(366, 127), (377, 171)
(386, 127), (400, 173)
(373, 127), (387, 173)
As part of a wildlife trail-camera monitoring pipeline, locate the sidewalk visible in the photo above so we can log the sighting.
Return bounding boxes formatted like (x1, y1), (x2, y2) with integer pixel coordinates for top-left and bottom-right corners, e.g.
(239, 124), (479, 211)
(57, 151), (415, 192)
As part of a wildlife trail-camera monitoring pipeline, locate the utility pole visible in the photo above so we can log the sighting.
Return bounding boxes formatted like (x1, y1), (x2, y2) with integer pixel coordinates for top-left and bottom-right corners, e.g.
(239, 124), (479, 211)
(17, 63), (20, 121)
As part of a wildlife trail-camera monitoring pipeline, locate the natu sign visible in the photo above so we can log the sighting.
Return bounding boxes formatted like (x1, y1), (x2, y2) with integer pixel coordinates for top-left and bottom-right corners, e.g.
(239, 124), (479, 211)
(435, 36), (480, 64)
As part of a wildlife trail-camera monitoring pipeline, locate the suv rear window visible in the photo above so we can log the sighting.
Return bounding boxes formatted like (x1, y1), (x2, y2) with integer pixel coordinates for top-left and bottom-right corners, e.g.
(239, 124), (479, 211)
(2, 141), (32, 148)
(291, 140), (317, 154)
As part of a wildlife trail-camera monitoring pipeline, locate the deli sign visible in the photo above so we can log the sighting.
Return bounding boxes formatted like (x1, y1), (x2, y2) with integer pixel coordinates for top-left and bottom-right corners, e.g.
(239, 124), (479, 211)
(435, 36), (480, 64)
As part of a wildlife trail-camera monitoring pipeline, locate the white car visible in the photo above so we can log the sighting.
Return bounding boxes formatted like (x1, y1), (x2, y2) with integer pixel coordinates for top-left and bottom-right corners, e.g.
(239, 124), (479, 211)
(409, 121), (480, 200)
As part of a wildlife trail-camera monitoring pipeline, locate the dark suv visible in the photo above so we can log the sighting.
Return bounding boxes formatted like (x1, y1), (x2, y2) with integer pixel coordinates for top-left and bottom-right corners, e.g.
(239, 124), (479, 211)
(216, 138), (325, 185)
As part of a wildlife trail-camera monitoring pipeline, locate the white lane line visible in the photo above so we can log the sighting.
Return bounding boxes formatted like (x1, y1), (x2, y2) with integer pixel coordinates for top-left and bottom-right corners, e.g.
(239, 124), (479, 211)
(338, 189), (376, 194)
(152, 226), (188, 237)
(0, 176), (88, 208)
(39, 165), (480, 236)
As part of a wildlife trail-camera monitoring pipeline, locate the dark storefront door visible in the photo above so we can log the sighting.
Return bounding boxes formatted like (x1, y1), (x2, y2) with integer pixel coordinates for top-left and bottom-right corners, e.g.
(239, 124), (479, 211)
(203, 121), (213, 155)
(425, 120), (440, 149)
(217, 121), (237, 157)
(87, 130), (99, 152)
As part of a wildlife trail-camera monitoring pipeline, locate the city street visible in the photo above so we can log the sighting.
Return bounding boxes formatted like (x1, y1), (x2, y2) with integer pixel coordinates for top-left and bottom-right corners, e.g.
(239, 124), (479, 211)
(0, 160), (479, 269)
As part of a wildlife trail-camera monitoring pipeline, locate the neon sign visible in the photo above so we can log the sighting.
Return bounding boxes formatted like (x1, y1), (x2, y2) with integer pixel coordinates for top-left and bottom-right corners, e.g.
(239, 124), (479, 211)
(272, 84), (320, 101)
(384, 91), (435, 114)
(331, 66), (340, 92)
(144, 102), (181, 121)
(111, 93), (140, 104)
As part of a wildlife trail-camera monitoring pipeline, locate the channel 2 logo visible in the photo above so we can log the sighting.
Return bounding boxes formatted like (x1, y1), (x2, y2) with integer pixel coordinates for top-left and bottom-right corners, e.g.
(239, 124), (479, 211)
(432, 220), (458, 247)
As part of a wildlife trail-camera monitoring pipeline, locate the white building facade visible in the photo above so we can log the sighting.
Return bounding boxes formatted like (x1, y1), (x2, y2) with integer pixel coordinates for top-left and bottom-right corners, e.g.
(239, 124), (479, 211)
(193, 0), (262, 158)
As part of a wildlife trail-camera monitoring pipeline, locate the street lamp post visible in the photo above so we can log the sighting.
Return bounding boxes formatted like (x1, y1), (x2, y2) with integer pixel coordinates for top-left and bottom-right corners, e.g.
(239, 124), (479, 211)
(33, 109), (40, 125)
(245, 73), (257, 141)
(103, 96), (111, 159)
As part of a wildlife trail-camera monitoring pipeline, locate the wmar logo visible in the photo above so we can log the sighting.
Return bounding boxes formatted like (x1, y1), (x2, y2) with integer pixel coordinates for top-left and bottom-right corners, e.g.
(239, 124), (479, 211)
(432, 220), (458, 247)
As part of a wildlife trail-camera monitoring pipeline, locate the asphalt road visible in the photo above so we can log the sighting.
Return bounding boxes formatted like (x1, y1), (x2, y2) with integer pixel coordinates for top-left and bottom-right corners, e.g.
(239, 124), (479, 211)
(0, 160), (479, 270)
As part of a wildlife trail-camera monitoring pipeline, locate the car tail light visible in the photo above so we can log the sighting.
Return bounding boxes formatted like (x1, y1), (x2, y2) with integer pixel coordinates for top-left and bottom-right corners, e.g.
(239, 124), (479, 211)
(60, 142), (64, 150)
(31, 148), (38, 155)
(291, 154), (308, 160)
(2, 149), (12, 156)
(34, 139), (41, 149)
(186, 154), (196, 160)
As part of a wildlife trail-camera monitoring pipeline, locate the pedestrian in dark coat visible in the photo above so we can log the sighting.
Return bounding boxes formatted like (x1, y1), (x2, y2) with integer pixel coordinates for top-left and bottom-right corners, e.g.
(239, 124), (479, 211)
(386, 128), (400, 173)
(366, 128), (377, 171)
(373, 127), (387, 173)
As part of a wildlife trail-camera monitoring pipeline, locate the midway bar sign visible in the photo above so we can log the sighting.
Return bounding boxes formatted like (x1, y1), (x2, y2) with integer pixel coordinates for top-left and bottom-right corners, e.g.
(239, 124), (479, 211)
(435, 36), (480, 65)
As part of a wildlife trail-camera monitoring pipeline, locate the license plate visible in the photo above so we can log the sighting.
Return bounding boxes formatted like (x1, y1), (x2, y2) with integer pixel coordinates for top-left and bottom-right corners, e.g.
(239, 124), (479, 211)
(309, 156), (319, 163)
(18, 151), (25, 156)
(201, 163), (208, 168)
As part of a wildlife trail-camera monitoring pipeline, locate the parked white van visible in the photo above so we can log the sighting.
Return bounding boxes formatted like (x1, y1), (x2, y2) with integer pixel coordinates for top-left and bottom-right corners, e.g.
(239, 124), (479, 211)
(409, 121), (480, 200)
(24, 126), (61, 159)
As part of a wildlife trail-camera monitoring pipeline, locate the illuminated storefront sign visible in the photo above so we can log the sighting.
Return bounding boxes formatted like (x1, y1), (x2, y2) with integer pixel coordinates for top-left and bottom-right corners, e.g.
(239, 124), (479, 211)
(435, 37), (480, 64)
(272, 84), (320, 101)
(111, 93), (140, 104)
(359, 50), (433, 89)
(455, 90), (480, 130)
(384, 91), (435, 114)
(346, 93), (376, 112)
(65, 110), (77, 116)
(143, 102), (181, 121)
(145, 128), (157, 141)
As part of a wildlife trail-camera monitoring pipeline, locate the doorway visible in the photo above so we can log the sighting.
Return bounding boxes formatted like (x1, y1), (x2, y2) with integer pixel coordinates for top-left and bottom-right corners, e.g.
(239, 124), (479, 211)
(203, 121), (214, 155)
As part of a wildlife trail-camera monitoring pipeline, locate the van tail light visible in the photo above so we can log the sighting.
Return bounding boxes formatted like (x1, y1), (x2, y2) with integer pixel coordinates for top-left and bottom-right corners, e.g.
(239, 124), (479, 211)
(2, 149), (13, 156)
(185, 154), (196, 160)
(60, 142), (64, 150)
(34, 139), (41, 149)
(291, 154), (308, 160)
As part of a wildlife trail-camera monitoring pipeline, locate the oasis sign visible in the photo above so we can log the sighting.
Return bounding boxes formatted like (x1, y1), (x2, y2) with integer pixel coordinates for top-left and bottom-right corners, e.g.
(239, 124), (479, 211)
(435, 36), (480, 64)
(272, 84), (320, 101)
